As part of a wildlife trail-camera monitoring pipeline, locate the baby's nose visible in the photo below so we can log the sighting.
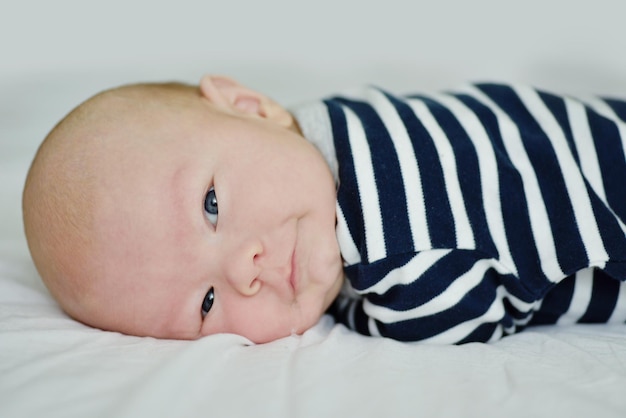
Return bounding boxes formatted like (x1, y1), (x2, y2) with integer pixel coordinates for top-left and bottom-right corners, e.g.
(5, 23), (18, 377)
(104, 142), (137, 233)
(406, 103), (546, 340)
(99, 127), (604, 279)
(224, 239), (263, 296)
(229, 274), (261, 296)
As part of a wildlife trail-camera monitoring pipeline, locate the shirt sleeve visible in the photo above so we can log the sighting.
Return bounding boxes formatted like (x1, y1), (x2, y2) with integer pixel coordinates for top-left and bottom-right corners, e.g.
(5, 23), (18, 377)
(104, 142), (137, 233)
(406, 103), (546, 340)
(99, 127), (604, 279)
(330, 248), (535, 344)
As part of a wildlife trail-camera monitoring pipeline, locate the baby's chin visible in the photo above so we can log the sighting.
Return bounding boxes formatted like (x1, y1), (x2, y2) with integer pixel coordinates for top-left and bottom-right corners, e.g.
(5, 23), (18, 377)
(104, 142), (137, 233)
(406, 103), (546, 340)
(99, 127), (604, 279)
(246, 306), (324, 344)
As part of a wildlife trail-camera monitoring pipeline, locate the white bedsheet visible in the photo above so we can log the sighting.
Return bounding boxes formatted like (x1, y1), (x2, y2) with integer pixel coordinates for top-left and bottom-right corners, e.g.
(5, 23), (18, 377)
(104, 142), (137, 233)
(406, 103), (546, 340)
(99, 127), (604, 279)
(2, 72), (626, 418)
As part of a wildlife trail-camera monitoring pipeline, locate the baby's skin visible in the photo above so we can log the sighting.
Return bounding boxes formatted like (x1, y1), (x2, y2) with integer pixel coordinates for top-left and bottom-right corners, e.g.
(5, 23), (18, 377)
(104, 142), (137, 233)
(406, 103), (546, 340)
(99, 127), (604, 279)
(23, 76), (345, 343)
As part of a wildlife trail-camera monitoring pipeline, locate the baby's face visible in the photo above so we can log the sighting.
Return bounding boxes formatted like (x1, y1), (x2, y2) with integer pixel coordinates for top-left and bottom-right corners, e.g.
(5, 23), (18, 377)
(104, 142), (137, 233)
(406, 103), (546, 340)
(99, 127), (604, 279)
(91, 99), (344, 343)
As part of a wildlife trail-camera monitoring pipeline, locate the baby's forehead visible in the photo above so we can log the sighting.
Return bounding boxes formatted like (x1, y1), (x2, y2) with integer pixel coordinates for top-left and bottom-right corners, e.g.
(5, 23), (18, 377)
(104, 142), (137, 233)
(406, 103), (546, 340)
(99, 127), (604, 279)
(77, 93), (202, 149)
(80, 82), (202, 128)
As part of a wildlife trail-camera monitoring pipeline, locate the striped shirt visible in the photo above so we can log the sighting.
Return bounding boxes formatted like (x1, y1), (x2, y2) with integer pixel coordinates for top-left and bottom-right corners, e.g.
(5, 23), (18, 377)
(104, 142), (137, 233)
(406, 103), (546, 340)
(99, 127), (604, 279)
(293, 83), (626, 343)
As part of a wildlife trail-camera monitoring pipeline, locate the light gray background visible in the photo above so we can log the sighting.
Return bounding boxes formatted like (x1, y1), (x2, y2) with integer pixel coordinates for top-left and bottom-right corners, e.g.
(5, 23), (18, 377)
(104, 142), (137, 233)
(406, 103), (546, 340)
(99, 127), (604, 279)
(2, 0), (626, 101)
(1, 0), (626, 245)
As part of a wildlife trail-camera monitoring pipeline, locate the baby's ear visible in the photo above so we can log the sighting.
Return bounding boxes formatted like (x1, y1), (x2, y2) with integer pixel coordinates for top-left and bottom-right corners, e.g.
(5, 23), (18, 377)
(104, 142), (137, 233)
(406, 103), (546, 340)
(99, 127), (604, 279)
(199, 75), (293, 128)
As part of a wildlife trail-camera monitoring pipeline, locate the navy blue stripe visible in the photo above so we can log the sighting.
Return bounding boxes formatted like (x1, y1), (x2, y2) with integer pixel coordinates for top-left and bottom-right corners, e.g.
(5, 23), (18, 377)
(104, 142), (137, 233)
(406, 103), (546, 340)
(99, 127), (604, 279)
(384, 93), (456, 248)
(579, 269), (620, 323)
(587, 108), (626, 223)
(325, 99), (367, 258)
(353, 300), (371, 335)
(370, 250), (534, 311)
(604, 98), (626, 122)
(538, 92), (580, 164)
(586, 179), (626, 263)
(457, 323), (499, 344)
(501, 298), (533, 321)
(604, 263), (626, 281)
(368, 250), (478, 311)
(412, 95), (498, 256)
(454, 93), (547, 291)
(376, 268), (504, 342)
(529, 275), (576, 325)
(497, 271), (537, 302)
(344, 252), (415, 291)
(334, 97), (414, 259)
(478, 84), (588, 276)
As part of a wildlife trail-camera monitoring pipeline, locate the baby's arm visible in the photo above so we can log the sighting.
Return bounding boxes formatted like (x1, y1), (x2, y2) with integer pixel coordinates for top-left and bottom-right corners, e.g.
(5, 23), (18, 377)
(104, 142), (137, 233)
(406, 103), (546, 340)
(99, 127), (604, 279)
(331, 249), (534, 344)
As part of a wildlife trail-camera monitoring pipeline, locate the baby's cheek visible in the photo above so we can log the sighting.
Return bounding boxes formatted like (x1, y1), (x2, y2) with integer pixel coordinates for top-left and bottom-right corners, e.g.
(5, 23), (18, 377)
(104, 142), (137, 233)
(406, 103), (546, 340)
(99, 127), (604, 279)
(226, 303), (293, 344)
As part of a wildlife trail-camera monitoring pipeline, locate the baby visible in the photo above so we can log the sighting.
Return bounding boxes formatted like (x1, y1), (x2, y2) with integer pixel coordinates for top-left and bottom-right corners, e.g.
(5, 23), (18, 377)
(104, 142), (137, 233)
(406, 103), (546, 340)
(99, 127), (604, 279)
(23, 75), (626, 344)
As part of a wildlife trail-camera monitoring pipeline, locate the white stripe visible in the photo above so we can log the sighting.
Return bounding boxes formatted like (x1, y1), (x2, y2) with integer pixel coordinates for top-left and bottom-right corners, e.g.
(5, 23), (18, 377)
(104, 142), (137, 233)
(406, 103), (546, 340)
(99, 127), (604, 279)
(366, 89), (431, 250)
(432, 93), (517, 275)
(347, 301), (357, 330)
(608, 282), (626, 323)
(557, 269), (594, 325)
(344, 106), (386, 261)
(565, 98), (608, 202)
(406, 98), (475, 249)
(571, 96), (626, 236)
(516, 88), (609, 264)
(368, 318), (381, 337)
(421, 285), (538, 344)
(361, 249), (452, 295)
(362, 258), (511, 323)
(462, 85), (564, 281)
(505, 292), (539, 315)
(512, 308), (538, 327)
(487, 325), (504, 343)
(335, 204), (361, 265)
(420, 286), (510, 344)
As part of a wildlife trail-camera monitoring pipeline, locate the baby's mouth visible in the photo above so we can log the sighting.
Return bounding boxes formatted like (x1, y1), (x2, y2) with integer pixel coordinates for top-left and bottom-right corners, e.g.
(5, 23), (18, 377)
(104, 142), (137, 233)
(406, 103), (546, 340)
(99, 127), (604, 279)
(288, 247), (297, 297)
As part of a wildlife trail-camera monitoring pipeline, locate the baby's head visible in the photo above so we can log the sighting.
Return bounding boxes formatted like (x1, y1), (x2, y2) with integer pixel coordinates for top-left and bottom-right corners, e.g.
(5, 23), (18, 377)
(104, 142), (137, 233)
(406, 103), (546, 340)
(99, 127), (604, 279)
(23, 76), (344, 343)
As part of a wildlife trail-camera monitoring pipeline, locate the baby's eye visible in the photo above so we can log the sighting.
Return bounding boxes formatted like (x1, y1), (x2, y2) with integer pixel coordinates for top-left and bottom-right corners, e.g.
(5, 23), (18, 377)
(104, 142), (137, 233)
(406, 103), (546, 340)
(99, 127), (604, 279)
(201, 287), (215, 318)
(204, 187), (218, 226)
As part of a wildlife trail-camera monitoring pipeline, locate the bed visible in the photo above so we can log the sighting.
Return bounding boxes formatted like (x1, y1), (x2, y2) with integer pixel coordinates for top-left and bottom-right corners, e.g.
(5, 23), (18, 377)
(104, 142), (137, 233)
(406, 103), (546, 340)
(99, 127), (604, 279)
(3, 67), (626, 418)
